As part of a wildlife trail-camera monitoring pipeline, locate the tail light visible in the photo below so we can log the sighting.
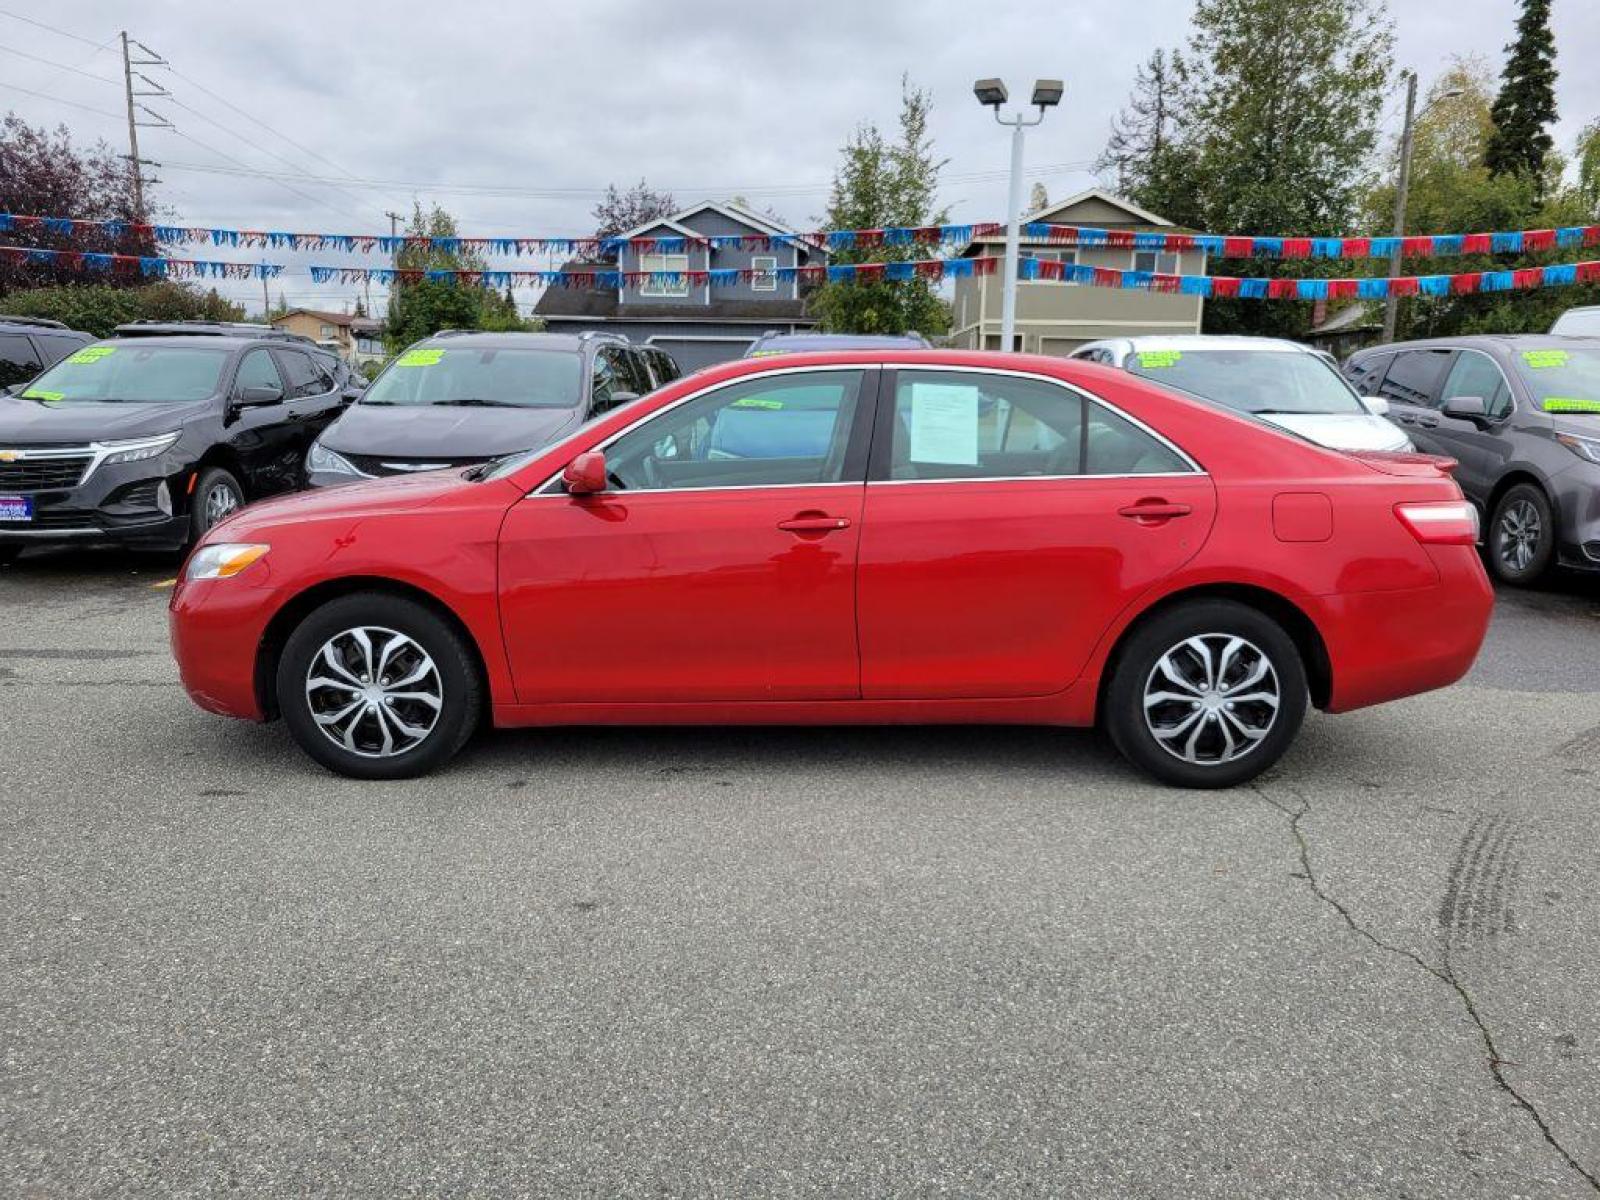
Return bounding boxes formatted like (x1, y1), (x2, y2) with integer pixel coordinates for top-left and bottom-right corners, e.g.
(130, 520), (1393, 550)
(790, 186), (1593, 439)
(1394, 500), (1479, 545)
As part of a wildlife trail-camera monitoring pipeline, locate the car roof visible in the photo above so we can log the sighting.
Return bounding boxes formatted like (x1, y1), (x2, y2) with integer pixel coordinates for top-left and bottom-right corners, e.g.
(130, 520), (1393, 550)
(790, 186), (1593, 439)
(0, 315), (89, 335)
(750, 333), (930, 352)
(1353, 333), (1593, 355)
(418, 330), (614, 352)
(94, 334), (289, 350)
(1086, 335), (1313, 355)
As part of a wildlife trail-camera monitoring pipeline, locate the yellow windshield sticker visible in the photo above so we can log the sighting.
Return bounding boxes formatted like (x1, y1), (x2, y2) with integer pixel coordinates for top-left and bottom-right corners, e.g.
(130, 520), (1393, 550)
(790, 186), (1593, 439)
(730, 396), (784, 409)
(1521, 349), (1569, 369)
(1542, 396), (1600, 414)
(66, 346), (116, 364)
(397, 348), (444, 367)
(1137, 350), (1182, 369)
(22, 388), (64, 401)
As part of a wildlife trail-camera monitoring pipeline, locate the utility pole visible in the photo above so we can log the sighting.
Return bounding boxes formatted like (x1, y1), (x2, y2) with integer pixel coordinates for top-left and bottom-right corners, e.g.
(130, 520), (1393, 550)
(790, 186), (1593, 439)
(384, 210), (403, 306)
(119, 33), (169, 224)
(1383, 70), (1419, 343)
(261, 269), (270, 321)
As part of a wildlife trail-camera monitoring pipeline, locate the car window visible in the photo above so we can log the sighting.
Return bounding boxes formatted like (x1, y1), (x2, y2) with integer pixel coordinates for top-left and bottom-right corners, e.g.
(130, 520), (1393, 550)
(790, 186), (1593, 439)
(237, 348), (285, 394)
(1343, 352), (1392, 394)
(1124, 349), (1365, 416)
(1378, 349), (1453, 408)
(1440, 350), (1513, 420)
(35, 333), (88, 365)
(277, 350), (328, 399)
(603, 346), (651, 398)
(604, 369), (865, 491)
(0, 333), (42, 387)
(648, 349), (681, 386)
(362, 347), (582, 409)
(589, 349), (619, 413)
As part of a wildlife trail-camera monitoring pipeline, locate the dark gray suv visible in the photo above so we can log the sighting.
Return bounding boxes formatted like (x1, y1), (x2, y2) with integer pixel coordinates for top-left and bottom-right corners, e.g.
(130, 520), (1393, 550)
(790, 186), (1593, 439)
(1343, 335), (1600, 585)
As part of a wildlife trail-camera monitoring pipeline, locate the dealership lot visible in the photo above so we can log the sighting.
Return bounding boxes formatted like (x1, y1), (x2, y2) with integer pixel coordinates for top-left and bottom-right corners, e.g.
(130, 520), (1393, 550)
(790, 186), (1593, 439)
(3, 551), (1599, 1197)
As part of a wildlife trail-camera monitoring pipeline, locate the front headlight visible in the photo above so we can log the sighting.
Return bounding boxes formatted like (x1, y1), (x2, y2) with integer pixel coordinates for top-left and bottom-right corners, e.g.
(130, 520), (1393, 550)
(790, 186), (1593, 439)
(1555, 432), (1600, 466)
(88, 431), (182, 477)
(185, 542), (269, 581)
(306, 440), (367, 478)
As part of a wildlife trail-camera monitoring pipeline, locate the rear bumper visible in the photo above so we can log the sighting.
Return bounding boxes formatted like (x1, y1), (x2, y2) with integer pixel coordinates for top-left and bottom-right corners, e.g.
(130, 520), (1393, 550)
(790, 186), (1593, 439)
(1319, 545), (1494, 713)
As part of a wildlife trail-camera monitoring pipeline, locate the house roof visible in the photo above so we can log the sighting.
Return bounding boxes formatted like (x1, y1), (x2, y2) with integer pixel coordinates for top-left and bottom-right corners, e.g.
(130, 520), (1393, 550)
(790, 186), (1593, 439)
(272, 309), (383, 333)
(612, 199), (819, 250)
(1025, 187), (1176, 228)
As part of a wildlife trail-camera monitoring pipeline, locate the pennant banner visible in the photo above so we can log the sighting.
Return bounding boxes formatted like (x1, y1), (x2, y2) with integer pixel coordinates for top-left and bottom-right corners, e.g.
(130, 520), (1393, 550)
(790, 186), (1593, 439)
(0, 244), (282, 280)
(306, 254), (1600, 299)
(9, 211), (1600, 261)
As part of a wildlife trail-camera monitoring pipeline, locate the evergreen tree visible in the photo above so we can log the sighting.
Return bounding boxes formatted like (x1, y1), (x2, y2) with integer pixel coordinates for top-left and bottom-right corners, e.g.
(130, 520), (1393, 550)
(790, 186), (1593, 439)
(810, 79), (950, 336)
(385, 203), (528, 349)
(1096, 49), (1197, 220)
(591, 180), (676, 243)
(1484, 0), (1558, 189)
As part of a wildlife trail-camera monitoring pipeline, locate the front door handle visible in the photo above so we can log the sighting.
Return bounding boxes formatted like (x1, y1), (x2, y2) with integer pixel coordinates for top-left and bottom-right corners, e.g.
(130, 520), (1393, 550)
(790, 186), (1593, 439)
(1117, 500), (1193, 524)
(1418, 415), (1440, 428)
(1396, 412), (1417, 424)
(777, 514), (851, 534)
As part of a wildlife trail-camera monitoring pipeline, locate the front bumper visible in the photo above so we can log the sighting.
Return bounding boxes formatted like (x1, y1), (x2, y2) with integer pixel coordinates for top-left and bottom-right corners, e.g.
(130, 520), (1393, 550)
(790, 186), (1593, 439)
(1552, 462), (1600, 571)
(0, 453), (197, 550)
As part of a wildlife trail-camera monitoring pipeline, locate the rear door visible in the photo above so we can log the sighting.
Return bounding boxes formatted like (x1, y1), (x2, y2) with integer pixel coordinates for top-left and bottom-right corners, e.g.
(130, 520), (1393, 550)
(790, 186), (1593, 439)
(272, 347), (346, 486)
(1375, 348), (1455, 453)
(225, 347), (299, 495)
(0, 333), (43, 390)
(855, 366), (1216, 699)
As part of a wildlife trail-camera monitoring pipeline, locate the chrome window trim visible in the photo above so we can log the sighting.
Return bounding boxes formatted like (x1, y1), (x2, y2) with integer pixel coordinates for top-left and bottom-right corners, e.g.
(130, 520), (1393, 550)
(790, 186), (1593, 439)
(527, 359), (1205, 497)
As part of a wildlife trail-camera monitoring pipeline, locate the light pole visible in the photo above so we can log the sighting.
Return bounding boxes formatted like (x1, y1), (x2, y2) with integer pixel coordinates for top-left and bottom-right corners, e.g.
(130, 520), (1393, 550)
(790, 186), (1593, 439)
(974, 78), (1063, 352)
(1383, 72), (1464, 341)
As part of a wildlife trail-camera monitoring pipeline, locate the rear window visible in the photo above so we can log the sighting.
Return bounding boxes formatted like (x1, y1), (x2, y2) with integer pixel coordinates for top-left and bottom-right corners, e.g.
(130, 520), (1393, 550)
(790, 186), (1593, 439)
(20, 344), (228, 403)
(1377, 349), (1453, 408)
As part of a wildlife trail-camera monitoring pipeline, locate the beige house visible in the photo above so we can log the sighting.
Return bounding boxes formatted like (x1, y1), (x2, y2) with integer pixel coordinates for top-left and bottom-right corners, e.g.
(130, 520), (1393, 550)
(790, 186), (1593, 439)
(948, 189), (1206, 356)
(270, 309), (386, 364)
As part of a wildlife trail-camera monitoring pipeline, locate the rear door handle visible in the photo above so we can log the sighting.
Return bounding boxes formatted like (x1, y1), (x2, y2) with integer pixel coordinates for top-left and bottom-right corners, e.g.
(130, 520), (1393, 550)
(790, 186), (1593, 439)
(1117, 500), (1192, 521)
(1418, 415), (1440, 428)
(777, 514), (851, 533)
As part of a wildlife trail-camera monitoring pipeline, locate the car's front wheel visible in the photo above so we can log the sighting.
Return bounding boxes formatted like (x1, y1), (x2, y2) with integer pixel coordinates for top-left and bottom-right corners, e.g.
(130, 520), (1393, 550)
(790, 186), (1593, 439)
(1104, 599), (1309, 789)
(1488, 483), (1554, 586)
(276, 592), (483, 780)
(190, 466), (245, 542)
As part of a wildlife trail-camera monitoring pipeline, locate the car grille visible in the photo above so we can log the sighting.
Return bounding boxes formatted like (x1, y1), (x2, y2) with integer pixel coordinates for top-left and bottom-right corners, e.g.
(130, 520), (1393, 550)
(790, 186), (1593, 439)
(0, 455), (93, 491)
(345, 453), (485, 478)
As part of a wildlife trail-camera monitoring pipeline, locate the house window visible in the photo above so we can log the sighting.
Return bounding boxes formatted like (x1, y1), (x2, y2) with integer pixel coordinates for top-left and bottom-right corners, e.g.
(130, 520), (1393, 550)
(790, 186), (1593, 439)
(640, 252), (690, 298)
(1029, 248), (1078, 284)
(320, 323), (335, 338)
(750, 255), (778, 292)
(1132, 250), (1181, 275)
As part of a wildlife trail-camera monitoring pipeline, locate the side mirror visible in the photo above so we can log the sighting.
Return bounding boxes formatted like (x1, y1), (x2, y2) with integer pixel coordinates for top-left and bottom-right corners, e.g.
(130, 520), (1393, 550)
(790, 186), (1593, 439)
(340, 386), (364, 403)
(562, 450), (607, 495)
(1360, 395), (1390, 417)
(235, 383), (284, 407)
(1441, 395), (1488, 421)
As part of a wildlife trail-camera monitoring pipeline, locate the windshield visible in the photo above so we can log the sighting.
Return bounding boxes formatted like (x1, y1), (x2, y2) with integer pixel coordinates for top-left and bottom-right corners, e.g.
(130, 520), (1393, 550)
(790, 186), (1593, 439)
(1511, 346), (1600, 413)
(1126, 348), (1367, 416)
(360, 347), (582, 409)
(1550, 310), (1600, 337)
(19, 344), (227, 404)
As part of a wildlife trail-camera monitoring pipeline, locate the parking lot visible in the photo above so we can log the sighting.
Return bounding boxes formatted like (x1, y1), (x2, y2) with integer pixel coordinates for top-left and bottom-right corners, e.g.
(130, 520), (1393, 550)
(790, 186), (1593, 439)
(2, 549), (1598, 1197)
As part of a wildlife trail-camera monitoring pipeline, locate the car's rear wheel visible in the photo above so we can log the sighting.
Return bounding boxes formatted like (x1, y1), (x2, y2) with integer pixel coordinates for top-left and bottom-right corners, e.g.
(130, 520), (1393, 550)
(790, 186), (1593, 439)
(1104, 599), (1308, 789)
(1488, 483), (1554, 586)
(190, 466), (244, 542)
(276, 592), (483, 780)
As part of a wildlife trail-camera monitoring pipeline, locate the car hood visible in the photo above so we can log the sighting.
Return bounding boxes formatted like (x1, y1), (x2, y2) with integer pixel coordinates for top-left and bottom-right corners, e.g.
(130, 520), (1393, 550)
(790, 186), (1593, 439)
(1257, 411), (1412, 452)
(1550, 413), (1600, 441)
(320, 402), (584, 459)
(0, 395), (203, 444)
(210, 466), (495, 539)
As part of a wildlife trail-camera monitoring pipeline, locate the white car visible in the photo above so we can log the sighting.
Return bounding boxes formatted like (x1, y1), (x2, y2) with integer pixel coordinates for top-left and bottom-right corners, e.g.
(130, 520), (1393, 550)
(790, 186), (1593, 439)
(1071, 335), (1412, 453)
(1549, 306), (1600, 337)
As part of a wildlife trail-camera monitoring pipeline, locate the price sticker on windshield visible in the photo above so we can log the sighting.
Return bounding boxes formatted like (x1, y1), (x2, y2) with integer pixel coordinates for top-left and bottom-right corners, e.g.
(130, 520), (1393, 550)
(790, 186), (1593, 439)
(21, 389), (63, 401)
(1137, 350), (1182, 369)
(397, 348), (444, 367)
(66, 346), (116, 365)
(1542, 396), (1600, 414)
(1521, 349), (1569, 369)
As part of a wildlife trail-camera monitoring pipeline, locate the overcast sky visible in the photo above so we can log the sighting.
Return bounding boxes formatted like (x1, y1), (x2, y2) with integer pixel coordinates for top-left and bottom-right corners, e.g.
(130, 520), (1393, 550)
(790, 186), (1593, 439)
(3, 0), (1597, 317)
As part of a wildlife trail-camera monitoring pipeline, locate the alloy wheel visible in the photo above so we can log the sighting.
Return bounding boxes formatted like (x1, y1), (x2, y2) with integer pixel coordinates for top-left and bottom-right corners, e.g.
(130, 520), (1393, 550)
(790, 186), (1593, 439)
(1497, 498), (1542, 574)
(304, 626), (443, 758)
(1143, 633), (1281, 766)
(203, 481), (241, 528)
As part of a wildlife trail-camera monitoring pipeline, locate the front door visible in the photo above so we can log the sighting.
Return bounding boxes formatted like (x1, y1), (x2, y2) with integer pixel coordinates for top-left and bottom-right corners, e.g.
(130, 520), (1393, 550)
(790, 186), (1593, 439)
(498, 368), (875, 704)
(856, 367), (1216, 699)
(1432, 348), (1516, 502)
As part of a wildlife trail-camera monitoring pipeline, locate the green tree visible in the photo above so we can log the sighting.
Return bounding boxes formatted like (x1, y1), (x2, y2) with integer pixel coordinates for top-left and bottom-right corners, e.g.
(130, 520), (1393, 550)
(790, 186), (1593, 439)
(1573, 118), (1600, 216)
(591, 180), (676, 242)
(0, 281), (244, 337)
(1484, 0), (1558, 190)
(811, 79), (950, 337)
(1097, 49), (1202, 225)
(385, 203), (529, 350)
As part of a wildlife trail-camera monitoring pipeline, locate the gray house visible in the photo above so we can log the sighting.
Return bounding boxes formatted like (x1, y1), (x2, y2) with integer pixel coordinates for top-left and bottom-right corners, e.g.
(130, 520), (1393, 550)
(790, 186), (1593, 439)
(948, 188), (1207, 356)
(533, 200), (827, 371)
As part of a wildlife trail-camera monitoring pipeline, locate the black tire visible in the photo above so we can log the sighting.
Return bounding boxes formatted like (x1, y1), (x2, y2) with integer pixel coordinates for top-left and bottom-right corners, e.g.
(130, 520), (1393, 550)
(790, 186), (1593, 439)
(1487, 482), (1555, 587)
(276, 592), (483, 780)
(189, 466), (245, 542)
(0, 544), (21, 566)
(1104, 599), (1309, 789)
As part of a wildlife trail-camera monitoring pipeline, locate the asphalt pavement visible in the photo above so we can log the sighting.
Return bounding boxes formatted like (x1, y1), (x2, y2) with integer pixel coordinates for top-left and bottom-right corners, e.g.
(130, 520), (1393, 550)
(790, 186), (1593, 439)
(2, 546), (1598, 1198)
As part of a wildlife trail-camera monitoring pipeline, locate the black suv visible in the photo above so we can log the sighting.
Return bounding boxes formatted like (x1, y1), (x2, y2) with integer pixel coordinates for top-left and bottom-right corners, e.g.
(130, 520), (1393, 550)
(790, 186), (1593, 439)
(0, 333), (356, 561)
(306, 331), (677, 486)
(0, 316), (94, 391)
(1343, 335), (1600, 585)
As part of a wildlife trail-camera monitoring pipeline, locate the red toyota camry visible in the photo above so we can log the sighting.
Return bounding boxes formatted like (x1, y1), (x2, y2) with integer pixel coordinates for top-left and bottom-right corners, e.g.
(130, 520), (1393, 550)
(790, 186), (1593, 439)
(169, 350), (1492, 788)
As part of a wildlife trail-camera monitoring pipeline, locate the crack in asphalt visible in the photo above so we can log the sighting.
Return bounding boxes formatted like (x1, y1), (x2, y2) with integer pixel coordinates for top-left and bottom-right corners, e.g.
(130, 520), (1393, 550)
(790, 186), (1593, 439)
(1252, 781), (1600, 1195)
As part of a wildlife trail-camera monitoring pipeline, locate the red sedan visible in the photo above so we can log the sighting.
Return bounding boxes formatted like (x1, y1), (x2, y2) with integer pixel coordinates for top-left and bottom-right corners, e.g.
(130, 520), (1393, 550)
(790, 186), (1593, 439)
(169, 350), (1492, 788)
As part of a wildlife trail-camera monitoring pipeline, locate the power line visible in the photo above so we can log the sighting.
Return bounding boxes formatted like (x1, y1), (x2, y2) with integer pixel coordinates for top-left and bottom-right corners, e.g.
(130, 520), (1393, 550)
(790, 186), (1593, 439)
(0, 79), (123, 121)
(0, 7), (102, 48)
(0, 42), (120, 86)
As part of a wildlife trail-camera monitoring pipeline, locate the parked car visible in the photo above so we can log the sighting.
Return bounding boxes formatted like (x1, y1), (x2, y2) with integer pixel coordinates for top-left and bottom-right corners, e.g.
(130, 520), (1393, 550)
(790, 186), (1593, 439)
(1549, 306), (1600, 337)
(1071, 335), (1412, 453)
(1343, 335), (1600, 585)
(0, 333), (352, 561)
(170, 349), (1491, 788)
(0, 315), (94, 391)
(304, 331), (672, 487)
(745, 331), (933, 356)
